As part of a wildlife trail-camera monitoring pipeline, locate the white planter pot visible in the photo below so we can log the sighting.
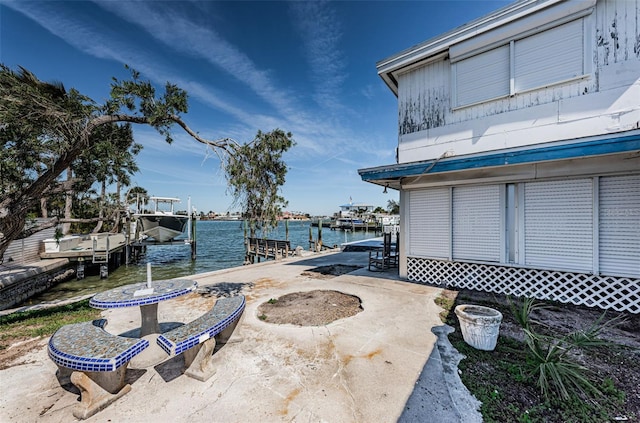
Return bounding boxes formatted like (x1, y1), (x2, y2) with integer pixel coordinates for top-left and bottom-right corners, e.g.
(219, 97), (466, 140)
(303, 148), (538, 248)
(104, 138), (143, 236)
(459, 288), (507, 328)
(455, 304), (503, 351)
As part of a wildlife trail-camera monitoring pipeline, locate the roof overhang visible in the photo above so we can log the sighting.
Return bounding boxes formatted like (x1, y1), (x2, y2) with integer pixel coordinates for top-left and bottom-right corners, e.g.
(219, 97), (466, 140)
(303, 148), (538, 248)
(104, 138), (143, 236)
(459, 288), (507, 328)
(358, 131), (640, 189)
(377, 0), (597, 96)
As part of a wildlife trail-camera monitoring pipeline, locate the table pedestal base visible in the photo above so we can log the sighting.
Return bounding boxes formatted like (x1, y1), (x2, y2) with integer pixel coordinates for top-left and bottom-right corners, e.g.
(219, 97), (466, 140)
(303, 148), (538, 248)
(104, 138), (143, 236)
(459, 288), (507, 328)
(139, 303), (160, 337)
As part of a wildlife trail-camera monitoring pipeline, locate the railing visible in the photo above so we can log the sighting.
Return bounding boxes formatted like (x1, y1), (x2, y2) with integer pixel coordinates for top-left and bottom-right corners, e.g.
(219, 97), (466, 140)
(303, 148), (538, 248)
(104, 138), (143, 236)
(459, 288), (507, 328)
(245, 238), (291, 263)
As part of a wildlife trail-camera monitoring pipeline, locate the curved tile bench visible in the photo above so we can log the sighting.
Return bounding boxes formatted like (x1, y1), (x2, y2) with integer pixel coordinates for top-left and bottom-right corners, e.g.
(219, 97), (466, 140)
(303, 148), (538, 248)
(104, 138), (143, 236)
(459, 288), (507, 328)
(48, 319), (149, 420)
(157, 295), (245, 381)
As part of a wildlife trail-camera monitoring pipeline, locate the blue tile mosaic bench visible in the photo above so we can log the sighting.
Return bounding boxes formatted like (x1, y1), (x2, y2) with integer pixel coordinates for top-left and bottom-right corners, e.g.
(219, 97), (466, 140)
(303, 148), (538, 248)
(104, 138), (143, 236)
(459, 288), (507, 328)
(48, 319), (149, 420)
(157, 295), (245, 381)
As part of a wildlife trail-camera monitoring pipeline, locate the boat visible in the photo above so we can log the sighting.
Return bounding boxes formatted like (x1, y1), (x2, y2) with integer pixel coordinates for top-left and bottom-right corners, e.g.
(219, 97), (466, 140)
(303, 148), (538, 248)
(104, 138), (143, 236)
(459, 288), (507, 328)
(310, 217), (332, 227)
(134, 197), (189, 242)
(327, 200), (399, 232)
(332, 217), (365, 230)
(329, 201), (377, 231)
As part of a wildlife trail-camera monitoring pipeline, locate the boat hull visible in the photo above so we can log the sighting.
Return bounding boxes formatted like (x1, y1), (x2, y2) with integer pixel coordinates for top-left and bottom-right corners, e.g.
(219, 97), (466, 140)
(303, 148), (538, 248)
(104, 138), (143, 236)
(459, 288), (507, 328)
(136, 215), (188, 242)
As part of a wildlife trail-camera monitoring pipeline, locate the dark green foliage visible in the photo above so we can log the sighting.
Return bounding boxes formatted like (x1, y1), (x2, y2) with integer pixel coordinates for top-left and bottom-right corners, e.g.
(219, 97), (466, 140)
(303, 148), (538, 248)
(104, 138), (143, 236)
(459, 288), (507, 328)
(387, 199), (399, 214)
(0, 64), (239, 261)
(225, 129), (295, 236)
(512, 297), (621, 402)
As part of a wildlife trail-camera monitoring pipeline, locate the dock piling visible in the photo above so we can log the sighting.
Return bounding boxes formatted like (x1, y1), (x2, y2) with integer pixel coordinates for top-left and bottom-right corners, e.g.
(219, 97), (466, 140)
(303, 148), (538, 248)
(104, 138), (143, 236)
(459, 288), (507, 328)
(77, 259), (85, 280)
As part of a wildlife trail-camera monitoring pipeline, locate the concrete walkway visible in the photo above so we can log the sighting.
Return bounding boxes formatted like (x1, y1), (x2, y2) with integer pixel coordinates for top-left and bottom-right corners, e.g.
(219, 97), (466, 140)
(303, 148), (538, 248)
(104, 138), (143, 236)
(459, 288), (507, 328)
(0, 251), (482, 422)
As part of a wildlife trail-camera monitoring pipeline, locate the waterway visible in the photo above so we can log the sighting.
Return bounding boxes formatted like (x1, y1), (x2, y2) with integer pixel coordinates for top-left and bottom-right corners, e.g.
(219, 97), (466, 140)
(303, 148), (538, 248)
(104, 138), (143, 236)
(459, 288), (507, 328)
(23, 220), (378, 305)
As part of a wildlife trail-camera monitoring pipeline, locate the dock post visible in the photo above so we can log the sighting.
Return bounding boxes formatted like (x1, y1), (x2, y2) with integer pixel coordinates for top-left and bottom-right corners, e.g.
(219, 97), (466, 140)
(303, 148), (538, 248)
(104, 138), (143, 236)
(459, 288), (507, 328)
(191, 212), (197, 260)
(100, 264), (108, 279)
(243, 220), (250, 264)
(77, 259), (85, 280)
(125, 215), (131, 264)
(317, 219), (323, 251)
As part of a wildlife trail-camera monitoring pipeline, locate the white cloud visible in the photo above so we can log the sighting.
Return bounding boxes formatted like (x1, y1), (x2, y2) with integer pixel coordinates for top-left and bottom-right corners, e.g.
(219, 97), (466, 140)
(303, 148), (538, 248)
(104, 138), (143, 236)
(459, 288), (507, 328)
(289, 1), (348, 112)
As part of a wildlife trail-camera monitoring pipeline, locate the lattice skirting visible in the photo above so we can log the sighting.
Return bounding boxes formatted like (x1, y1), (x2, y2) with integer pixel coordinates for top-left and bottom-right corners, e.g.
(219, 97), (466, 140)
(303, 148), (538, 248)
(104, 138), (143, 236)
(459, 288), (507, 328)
(407, 257), (640, 314)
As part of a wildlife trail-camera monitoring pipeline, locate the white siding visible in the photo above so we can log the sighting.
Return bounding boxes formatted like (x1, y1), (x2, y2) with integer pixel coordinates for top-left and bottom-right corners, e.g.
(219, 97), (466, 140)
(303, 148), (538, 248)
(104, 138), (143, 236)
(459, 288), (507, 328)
(395, 0), (640, 154)
(398, 59), (450, 135)
(595, 0), (640, 68)
(599, 175), (640, 277)
(524, 179), (593, 272)
(408, 188), (450, 258)
(514, 19), (585, 92)
(454, 45), (510, 107)
(452, 185), (501, 262)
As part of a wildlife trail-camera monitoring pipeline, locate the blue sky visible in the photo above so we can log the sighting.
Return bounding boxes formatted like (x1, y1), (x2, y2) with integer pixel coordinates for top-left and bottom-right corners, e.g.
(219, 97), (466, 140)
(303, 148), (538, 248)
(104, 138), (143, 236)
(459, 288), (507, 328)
(1, 0), (507, 216)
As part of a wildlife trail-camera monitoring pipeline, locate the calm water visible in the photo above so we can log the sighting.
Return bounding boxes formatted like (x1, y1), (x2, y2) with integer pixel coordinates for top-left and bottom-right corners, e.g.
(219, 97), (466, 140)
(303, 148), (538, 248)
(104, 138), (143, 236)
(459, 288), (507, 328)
(24, 220), (376, 305)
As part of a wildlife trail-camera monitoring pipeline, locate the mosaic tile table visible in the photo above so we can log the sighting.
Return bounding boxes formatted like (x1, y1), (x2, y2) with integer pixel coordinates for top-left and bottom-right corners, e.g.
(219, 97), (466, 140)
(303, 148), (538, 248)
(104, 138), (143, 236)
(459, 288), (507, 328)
(90, 279), (197, 337)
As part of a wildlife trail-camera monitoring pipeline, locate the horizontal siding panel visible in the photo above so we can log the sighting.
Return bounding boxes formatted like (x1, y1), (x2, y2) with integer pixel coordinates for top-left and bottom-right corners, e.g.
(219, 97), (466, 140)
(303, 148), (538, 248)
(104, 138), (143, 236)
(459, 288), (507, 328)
(409, 188), (450, 258)
(524, 179), (593, 272)
(452, 185), (500, 262)
(599, 175), (640, 277)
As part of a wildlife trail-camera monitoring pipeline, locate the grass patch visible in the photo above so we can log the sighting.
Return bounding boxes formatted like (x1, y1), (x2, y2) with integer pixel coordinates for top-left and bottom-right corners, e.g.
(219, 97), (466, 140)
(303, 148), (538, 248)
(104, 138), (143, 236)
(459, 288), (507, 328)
(434, 289), (457, 323)
(0, 300), (101, 350)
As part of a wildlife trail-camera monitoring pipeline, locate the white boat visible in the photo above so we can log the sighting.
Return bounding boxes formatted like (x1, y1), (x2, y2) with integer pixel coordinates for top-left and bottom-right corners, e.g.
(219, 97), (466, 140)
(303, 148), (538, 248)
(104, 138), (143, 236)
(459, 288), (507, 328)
(134, 197), (189, 242)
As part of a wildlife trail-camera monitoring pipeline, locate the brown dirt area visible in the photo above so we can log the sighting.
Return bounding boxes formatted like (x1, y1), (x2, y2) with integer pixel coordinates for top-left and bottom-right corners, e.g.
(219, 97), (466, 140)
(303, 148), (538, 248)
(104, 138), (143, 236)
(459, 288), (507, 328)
(257, 290), (363, 326)
(0, 337), (46, 370)
(300, 264), (362, 279)
(256, 264), (364, 326)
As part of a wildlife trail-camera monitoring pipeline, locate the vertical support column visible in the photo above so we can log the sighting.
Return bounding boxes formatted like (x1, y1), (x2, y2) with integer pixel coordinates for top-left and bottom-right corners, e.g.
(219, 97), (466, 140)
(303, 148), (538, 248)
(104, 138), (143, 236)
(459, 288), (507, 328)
(139, 303), (159, 337)
(77, 259), (85, 280)
(285, 219), (289, 241)
(191, 213), (197, 261)
(125, 214), (131, 265)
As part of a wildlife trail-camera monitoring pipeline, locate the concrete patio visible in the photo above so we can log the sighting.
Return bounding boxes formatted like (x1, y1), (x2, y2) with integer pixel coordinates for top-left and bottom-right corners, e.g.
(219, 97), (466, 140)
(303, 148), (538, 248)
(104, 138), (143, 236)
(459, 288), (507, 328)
(0, 250), (481, 422)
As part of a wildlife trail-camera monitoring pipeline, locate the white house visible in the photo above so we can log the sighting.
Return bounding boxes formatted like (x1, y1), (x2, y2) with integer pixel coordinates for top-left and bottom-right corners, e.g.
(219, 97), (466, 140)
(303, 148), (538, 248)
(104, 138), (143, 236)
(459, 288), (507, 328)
(359, 0), (640, 313)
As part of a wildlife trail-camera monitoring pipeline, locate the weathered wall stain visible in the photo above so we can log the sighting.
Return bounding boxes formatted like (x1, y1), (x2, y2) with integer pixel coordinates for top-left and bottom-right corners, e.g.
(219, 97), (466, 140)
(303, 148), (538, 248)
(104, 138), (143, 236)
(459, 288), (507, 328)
(396, 0), (639, 136)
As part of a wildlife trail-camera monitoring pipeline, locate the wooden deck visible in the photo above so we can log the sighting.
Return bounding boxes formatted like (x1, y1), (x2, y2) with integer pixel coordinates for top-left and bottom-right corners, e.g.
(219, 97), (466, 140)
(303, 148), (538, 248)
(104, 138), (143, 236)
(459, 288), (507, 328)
(40, 233), (126, 262)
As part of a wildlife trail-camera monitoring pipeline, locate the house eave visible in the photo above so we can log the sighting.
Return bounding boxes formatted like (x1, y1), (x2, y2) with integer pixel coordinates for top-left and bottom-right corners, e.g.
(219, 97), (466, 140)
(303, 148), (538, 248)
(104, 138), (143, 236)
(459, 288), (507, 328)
(358, 131), (640, 186)
(377, 0), (596, 96)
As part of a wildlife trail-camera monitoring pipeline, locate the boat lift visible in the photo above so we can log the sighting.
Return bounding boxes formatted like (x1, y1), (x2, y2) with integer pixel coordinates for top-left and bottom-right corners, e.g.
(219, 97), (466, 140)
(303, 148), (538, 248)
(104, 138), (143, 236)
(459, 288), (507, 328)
(126, 197), (197, 263)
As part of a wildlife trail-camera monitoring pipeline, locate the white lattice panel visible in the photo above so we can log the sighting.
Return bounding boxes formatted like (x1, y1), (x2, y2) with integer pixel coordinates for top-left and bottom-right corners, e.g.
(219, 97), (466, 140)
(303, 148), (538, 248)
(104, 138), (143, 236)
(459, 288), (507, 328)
(407, 257), (640, 314)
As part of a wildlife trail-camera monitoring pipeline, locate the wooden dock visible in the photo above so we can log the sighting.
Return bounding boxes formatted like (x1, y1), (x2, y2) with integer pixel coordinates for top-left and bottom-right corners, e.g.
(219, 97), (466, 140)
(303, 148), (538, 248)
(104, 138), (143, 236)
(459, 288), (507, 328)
(40, 233), (127, 261)
(245, 237), (293, 264)
(39, 233), (128, 278)
(329, 221), (382, 232)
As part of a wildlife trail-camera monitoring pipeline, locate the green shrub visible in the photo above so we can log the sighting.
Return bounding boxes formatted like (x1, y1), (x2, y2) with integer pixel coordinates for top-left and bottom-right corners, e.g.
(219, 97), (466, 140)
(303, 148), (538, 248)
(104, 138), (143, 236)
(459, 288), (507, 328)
(511, 297), (622, 402)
